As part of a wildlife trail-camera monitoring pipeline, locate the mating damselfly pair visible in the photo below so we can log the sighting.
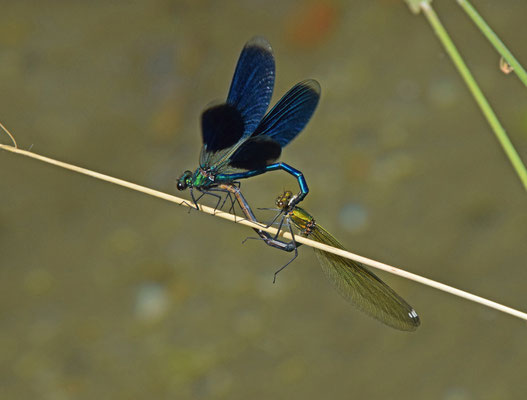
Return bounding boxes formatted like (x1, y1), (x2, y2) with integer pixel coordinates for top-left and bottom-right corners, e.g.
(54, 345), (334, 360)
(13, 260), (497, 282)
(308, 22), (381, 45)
(176, 37), (420, 331)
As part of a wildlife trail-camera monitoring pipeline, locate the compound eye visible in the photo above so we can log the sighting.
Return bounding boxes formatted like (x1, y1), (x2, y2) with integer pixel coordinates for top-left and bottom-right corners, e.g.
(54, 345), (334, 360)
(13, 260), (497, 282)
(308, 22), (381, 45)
(177, 170), (193, 190)
(177, 181), (187, 191)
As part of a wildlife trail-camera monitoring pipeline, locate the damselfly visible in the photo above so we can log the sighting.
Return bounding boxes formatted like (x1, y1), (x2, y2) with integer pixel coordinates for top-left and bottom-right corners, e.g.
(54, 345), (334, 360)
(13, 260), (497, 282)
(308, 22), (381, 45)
(273, 191), (420, 331)
(177, 37), (320, 210)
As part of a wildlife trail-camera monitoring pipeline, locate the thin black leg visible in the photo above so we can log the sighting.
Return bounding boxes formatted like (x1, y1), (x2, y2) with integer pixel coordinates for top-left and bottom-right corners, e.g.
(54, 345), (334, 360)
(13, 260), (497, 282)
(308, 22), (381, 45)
(273, 219), (300, 283)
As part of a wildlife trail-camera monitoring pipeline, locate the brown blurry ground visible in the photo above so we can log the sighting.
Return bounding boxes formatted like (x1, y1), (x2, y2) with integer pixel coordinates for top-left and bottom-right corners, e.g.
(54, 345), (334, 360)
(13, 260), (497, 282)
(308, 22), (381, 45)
(1, 1), (527, 399)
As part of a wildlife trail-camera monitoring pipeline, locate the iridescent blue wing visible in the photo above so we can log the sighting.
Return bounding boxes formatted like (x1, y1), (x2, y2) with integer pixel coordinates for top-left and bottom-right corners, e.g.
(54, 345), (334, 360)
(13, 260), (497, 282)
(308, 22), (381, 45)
(226, 36), (275, 137)
(228, 136), (282, 170)
(200, 37), (275, 168)
(252, 79), (320, 147)
(200, 103), (245, 154)
(226, 80), (320, 171)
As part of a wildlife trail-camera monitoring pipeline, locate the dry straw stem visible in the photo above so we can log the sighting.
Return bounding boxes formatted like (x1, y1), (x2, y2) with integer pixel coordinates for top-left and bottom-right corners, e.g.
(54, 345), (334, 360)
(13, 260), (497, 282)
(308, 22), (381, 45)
(1, 139), (526, 323)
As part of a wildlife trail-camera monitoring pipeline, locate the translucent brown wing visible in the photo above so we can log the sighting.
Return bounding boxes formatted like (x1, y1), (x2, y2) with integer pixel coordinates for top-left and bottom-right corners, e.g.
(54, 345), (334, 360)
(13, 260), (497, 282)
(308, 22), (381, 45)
(308, 225), (420, 331)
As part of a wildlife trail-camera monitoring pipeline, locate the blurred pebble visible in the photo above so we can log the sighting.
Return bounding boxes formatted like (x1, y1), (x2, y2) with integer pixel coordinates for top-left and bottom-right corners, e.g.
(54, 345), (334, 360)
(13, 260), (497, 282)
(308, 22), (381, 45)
(135, 282), (169, 322)
(339, 202), (369, 233)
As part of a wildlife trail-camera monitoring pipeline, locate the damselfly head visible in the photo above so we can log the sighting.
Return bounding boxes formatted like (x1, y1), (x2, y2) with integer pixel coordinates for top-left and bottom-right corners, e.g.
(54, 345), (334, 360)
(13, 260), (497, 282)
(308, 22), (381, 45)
(276, 191), (294, 210)
(177, 170), (193, 191)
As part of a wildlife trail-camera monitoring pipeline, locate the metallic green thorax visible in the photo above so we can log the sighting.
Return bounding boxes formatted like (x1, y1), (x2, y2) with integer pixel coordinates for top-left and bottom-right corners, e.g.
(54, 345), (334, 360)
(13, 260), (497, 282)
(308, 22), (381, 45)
(289, 207), (315, 235)
(191, 168), (214, 188)
(177, 168), (217, 191)
(276, 191), (316, 234)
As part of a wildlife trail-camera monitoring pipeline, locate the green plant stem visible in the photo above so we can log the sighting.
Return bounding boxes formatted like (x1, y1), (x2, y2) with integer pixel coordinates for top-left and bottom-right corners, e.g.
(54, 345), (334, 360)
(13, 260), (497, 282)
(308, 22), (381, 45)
(420, 2), (527, 191)
(457, 0), (527, 87)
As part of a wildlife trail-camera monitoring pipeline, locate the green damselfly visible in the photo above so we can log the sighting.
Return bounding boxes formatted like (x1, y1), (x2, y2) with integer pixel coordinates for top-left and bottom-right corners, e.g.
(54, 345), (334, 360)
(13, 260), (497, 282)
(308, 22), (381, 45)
(274, 191), (420, 331)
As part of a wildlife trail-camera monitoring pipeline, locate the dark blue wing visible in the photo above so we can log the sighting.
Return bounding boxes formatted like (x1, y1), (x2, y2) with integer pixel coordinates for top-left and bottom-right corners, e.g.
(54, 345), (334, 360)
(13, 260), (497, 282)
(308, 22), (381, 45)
(224, 80), (320, 171)
(228, 136), (282, 170)
(252, 79), (320, 147)
(201, 103), (245, 153)
(226, 36), (275, 138)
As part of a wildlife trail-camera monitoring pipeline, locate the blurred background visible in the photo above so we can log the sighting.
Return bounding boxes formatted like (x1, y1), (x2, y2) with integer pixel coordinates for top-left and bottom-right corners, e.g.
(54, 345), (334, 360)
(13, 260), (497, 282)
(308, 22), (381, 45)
(1, 1), (526, 399)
